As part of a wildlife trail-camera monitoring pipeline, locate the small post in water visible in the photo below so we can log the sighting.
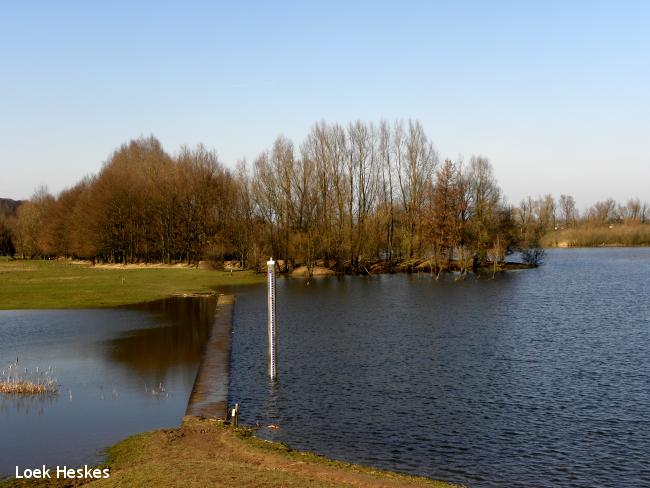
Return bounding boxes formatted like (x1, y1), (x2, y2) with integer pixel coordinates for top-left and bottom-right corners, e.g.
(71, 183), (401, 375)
(267, 258), (277, 380)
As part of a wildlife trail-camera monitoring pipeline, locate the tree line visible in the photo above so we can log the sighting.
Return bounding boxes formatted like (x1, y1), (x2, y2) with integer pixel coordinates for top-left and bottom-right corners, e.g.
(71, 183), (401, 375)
(2, 120), (648, 272)
(514, 193), (649, 248)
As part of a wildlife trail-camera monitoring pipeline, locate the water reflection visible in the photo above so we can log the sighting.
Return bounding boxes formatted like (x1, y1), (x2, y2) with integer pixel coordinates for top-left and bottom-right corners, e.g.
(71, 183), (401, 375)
(110, 296), (217, 381)
(0, 393), (58, 417)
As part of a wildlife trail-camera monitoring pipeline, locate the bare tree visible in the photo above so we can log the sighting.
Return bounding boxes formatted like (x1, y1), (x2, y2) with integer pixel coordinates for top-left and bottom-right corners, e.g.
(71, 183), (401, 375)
(587, 198), (618, 225)
(625, 198), (642, 223)
(395, 120), (438, 258)
(558, 194), (577, 228)
(466, 156), (501, 262)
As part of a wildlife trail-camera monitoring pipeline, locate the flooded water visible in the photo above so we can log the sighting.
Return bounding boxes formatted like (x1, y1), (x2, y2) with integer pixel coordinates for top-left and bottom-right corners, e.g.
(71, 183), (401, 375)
(0, 296), (216, 476)
(229, 248), (650, 488)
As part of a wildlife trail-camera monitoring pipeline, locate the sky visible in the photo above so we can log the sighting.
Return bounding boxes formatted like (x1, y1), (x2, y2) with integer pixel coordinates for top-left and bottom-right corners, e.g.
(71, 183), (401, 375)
(1, 1), (648, 209)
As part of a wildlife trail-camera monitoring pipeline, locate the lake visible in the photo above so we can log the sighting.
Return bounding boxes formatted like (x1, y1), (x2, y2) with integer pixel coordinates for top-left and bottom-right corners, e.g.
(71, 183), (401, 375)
(1, 249), (648, 486)
(229, 248), (650, 488)
(0, 296), (216, 476)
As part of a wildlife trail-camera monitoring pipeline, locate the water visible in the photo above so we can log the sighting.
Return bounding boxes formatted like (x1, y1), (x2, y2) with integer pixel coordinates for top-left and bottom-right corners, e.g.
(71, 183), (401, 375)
(0, 296), (216, 476)
(229, 248), (650, 488)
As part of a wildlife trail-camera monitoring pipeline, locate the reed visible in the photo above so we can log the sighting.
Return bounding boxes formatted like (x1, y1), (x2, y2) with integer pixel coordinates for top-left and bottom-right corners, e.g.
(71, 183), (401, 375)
(0, 360), (58, 395)
(541, 224), (650, 248)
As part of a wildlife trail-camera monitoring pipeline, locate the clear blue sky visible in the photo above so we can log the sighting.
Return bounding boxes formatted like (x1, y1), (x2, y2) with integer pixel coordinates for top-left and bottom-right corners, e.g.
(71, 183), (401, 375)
(1, 1), (648, 209)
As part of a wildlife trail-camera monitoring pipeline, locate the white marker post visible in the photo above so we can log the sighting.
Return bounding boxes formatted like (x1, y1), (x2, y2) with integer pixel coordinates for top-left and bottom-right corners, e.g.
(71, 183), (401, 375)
(267, 258), (277, 380)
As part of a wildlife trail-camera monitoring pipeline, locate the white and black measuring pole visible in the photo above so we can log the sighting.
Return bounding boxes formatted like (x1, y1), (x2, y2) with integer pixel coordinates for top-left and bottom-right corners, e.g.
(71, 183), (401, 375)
(267, 257), (277, 380)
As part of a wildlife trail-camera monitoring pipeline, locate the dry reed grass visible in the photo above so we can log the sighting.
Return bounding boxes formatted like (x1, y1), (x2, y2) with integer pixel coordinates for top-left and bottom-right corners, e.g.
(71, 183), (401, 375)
(0, 360), (58, 395)
(0, 380), (58, 394)
(541, 224), (650, 247)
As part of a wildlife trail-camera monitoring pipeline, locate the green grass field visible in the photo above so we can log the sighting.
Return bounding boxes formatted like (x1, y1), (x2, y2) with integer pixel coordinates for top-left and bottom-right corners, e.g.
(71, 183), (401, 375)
(0, 258), (264, 309)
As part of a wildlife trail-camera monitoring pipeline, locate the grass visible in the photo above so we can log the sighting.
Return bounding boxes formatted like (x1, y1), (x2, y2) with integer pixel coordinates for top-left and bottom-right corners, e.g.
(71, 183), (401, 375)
(0, 257), (264, 309)
(541, 224), (650, 248)
(0, 417), (462, 488)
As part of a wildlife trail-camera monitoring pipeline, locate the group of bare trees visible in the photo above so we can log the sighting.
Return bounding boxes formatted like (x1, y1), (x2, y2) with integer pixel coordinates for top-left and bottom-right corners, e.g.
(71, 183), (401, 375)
(514, 193), (649, 247)
(582, 197), (649, 226)
(236, 120), (517, 273)
(2, 121), (524, 271)
(10, 120), (645, 271)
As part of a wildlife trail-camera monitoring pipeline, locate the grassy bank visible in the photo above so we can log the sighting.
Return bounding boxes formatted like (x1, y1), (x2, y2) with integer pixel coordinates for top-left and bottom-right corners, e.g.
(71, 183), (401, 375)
(2, 418), (460, 488)
(0, 258), (264, 309)
(541, 224), (650, 248)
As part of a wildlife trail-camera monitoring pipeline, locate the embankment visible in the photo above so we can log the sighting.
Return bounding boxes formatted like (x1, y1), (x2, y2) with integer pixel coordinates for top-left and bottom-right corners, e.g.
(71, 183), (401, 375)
(186, 294), (235, 419)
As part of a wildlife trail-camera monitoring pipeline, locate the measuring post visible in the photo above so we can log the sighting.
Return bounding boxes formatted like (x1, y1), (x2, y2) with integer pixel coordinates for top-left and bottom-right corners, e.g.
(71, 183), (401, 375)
(230, 403), (239, 427)
(267, 258), (277, 380)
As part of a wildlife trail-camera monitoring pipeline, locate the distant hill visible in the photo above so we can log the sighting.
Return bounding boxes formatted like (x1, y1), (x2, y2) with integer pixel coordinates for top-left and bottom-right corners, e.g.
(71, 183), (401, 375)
(0, 198), (22, 217)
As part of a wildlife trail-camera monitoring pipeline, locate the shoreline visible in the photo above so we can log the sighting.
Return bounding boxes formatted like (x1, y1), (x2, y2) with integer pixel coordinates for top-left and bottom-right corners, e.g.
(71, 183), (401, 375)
(266, 259), (536, 279)
(542, 244), (650, 248)
(96, 416), (462, 487)
(43, 417), (458, 487)
(0, 418), (461, 488)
